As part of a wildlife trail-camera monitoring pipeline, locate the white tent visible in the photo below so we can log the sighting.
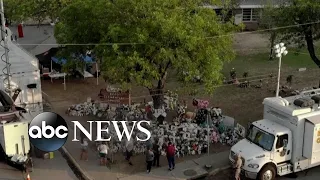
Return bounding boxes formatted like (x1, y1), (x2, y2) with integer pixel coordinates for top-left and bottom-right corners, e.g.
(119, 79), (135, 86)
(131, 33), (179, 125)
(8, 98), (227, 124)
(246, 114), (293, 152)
(0, 27), (43, 115)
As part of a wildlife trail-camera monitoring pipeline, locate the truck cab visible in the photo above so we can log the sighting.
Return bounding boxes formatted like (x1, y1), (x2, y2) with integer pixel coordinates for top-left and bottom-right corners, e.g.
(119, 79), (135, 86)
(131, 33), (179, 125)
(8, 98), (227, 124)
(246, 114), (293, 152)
(230, 89), (320, 180)
(230, 119), (292, 180)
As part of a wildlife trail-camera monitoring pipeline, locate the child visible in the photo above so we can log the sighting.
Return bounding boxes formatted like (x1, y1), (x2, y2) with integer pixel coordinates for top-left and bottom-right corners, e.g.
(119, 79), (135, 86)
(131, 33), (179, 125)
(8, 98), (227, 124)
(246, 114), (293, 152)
(80, 138), (88, 161)
(98, 142), (109, 166)
(146, 147), (154, 173)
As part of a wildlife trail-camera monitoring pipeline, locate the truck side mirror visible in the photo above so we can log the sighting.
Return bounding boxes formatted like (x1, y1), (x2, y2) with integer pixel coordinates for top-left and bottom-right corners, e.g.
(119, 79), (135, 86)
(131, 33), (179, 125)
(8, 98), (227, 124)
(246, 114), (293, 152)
(283, 139), (288, 148)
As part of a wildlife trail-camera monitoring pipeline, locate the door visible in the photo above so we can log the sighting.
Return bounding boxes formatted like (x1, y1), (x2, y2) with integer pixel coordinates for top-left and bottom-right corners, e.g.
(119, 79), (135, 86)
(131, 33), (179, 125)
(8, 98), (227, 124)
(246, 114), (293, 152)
(274, 134), (291, 163)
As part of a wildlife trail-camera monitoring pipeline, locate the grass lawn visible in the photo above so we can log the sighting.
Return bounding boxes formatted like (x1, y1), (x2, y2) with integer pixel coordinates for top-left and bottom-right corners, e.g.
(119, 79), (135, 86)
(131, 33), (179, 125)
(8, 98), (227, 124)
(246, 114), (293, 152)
(42, 49), (320, 126)
(209, 50), (319, 125)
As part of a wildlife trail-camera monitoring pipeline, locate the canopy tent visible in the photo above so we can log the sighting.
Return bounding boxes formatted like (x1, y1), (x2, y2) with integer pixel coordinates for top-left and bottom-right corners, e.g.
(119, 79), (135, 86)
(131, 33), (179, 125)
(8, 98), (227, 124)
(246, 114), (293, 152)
(36, 48), (99, 86)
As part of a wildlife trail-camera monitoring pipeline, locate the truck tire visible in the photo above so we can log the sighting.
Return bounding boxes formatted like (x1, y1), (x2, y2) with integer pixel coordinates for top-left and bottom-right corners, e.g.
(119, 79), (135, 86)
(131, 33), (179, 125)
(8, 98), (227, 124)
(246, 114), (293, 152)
(258, 164), (276, 180)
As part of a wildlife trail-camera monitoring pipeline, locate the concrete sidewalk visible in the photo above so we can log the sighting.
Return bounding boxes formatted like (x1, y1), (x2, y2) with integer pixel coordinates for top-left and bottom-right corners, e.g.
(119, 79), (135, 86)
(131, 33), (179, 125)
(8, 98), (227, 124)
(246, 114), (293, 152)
(29, 148), (78, 180)
(118, 151), (230, 180)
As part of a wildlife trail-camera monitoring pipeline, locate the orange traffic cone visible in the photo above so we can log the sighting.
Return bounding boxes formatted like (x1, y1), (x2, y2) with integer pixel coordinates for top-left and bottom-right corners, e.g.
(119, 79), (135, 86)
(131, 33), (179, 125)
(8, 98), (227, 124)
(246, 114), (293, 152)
(26, 174), (31, 180)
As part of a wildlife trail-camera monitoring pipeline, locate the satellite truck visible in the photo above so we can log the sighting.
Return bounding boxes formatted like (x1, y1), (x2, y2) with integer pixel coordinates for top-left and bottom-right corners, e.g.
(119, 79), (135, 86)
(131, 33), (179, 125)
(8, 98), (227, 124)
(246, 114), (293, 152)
(229, 88), (320, 180)
(0, 89), (33, 171)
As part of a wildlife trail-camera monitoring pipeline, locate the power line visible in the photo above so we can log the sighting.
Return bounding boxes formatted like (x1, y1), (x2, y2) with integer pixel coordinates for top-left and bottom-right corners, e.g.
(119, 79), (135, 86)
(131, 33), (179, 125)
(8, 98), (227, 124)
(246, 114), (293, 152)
(13, 20), (320, 46)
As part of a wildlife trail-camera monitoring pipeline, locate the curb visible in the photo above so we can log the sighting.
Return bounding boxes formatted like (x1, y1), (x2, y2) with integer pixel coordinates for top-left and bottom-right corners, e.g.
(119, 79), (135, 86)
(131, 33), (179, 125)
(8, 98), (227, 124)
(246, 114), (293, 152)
(207, 165), (231, 176)
(186, 165), (230, 180)
(188, 172), (209, 180)
(59, 146), (93, 180)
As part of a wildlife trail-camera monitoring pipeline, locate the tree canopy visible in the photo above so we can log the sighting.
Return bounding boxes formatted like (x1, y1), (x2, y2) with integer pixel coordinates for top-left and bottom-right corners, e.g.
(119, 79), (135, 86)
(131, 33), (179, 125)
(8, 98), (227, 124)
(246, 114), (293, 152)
(4, 0), (71, 24)
(54, 0), (240, 107)
(267, 0), (320, 67)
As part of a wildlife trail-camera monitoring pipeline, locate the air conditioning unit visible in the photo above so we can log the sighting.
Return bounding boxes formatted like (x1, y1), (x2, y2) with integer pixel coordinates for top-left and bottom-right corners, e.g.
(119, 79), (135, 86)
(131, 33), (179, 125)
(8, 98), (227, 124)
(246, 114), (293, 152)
(311, 95), (320, 104)
(293, 98), (315, 108)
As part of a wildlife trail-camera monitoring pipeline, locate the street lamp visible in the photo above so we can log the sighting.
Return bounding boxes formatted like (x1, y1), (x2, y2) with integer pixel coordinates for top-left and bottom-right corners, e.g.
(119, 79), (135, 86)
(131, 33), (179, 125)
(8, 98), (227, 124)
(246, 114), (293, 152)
(274, 43), (288, 97)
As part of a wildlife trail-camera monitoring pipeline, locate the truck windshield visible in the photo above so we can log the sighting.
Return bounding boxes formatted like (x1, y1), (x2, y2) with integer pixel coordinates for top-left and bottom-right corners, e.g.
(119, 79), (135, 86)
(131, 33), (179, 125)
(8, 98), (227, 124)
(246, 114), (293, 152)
(246, 125), (275, 151)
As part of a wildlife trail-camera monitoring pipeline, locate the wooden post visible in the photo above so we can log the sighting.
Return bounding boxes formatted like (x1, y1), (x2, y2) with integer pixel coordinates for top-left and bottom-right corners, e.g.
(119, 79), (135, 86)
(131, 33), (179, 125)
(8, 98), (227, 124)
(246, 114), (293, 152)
(128, 91), (131, 106)
(63, 73), (66, 90)
(96, 62), (99, 85)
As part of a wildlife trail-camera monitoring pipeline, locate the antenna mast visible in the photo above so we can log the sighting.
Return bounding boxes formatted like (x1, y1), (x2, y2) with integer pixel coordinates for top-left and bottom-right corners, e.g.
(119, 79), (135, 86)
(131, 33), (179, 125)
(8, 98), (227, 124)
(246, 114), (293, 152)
(0, 0), (11, 96)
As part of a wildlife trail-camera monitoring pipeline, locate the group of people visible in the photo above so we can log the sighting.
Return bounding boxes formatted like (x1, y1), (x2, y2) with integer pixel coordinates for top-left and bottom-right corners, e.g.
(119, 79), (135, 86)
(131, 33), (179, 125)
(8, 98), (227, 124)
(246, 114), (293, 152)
(80, 138), (110, 166)
(79, 136), (177, 174)
(145, 140), (176, 173)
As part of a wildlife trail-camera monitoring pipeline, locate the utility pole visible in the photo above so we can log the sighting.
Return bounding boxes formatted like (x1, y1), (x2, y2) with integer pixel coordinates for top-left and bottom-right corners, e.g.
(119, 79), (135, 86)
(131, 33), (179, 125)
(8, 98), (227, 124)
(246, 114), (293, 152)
(0, 0), (11, 96)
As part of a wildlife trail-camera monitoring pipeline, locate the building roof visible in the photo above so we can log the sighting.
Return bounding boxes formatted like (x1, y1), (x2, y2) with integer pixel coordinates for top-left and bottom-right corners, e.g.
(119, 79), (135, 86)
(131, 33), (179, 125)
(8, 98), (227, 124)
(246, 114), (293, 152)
(239, 0), (282, 7)
(0, 28), (39, 76)
(204, 0), (288, 9)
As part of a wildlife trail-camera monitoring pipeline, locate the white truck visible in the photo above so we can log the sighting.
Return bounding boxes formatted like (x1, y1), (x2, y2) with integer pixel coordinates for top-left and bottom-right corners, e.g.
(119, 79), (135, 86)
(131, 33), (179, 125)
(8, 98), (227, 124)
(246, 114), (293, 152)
(0, 90), (33, 171)
(229, 89), (320, 180)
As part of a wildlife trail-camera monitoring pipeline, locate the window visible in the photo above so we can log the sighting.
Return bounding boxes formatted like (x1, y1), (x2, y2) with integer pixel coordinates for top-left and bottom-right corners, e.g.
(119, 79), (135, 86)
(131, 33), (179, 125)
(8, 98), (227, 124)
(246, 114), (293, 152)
(276, 134), (288, 149)
(242, 9), (251, 21)
(242, 8), (261, 22)
(247, 125), (275, 151)
(215, 9), (233, 21)
(215, 9), (222, 16)
(251, 9), (260, 21)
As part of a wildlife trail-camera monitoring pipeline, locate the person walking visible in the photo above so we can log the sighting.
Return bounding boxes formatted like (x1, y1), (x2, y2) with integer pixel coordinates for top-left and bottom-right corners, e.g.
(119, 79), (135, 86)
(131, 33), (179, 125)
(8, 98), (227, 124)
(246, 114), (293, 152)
(98, 142), (109, 166)
(146, 147), (154, 173)
(80, 138), (88, 161)
(166, 142), (175, 171)
(152, 139), (160, 167)
(234, 154), (243, 180)
(125, 138), (134, 165)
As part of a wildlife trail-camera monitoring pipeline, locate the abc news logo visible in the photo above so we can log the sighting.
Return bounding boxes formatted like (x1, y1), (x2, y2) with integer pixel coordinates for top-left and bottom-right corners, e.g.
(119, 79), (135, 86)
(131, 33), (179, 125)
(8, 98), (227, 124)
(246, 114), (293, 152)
(28, 112), (151, 152)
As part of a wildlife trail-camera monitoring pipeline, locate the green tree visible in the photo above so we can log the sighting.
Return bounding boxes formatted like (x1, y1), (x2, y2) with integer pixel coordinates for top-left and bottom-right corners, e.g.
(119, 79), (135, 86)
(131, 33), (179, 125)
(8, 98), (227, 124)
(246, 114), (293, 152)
(259, 3), (282, 60)
(273, 0), (320, 67)
(4, 0), (71, 25)
(3, 0), (26, 23)
(55, 0), (240, 108)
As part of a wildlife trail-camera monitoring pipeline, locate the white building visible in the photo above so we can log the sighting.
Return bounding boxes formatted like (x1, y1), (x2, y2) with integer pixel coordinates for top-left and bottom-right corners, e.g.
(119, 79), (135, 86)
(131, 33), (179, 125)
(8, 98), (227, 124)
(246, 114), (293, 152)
(205, 0), (288, 30)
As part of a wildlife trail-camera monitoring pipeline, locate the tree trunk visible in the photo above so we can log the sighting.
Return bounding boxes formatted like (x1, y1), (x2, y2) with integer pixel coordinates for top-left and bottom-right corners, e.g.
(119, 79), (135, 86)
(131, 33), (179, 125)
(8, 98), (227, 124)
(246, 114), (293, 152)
(149, 80), (165, 109)
(304, 27), (320, 67)
(269, 31), (276, 60)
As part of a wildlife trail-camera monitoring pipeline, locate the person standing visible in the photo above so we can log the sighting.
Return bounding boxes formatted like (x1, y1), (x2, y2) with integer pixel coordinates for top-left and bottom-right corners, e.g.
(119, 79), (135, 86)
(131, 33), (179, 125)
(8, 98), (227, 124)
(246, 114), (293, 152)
(166, 142), (175, 171)
(234, 154), (243, 180)
(125, 138), (134, 165)
(80, 138), (88, 161)
(146, 147), (154, 173)
(152, 139), (160, 167)
(98, 142), (109, 166)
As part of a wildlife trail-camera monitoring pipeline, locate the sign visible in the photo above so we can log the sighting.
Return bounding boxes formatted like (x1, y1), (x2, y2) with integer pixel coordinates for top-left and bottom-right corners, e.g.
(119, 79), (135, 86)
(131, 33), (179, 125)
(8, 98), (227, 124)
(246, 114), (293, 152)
(98, 88), (131, 105)
(317, 130), (320, 144)
(235, 123), (246, 138)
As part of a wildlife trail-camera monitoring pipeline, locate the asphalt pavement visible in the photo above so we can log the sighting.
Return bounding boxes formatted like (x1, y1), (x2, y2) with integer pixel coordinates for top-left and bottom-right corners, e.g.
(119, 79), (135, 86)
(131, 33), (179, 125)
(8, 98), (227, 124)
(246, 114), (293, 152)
(0, 162), (24, 180)
(279, 166), (320, 180)
(209, 166), (320, 180)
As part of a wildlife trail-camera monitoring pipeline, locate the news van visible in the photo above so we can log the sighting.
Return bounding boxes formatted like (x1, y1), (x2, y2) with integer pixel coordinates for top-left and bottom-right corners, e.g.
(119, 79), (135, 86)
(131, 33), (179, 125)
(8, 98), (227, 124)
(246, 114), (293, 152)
(230, 89), (320, 180)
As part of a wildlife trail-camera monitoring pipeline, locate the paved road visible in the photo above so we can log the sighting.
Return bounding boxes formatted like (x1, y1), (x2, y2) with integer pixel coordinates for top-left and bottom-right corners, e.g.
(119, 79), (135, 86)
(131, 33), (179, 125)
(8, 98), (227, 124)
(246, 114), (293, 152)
(279, 166), (320, 180)
(0, 162), (24, 180)
(210, 166), (320, 180)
